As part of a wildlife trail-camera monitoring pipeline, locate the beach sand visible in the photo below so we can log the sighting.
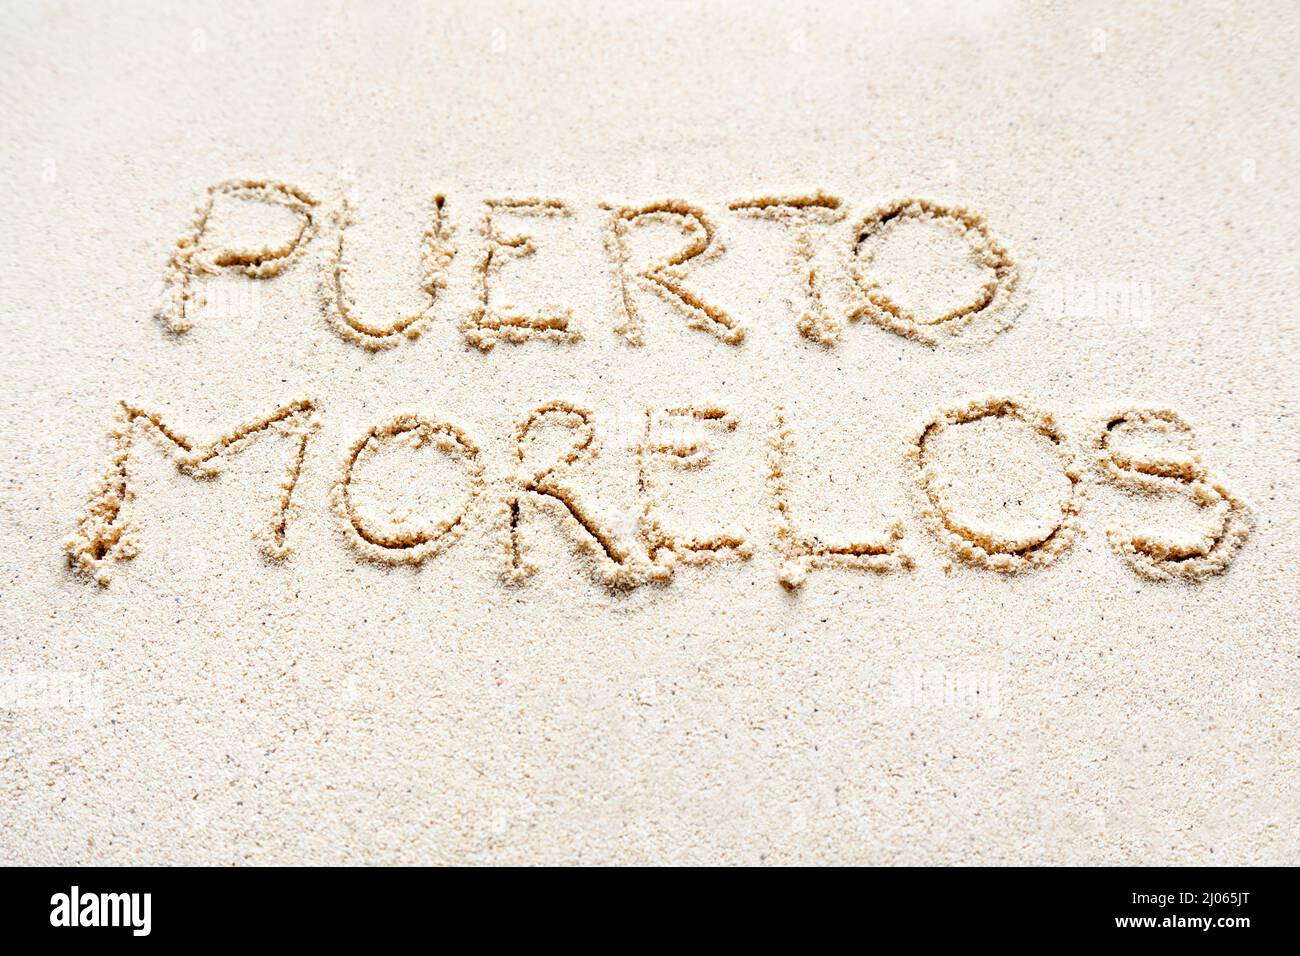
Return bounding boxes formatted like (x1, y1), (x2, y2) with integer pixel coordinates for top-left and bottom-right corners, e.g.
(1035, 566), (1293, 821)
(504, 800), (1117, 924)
(1, 0), (1295, 864)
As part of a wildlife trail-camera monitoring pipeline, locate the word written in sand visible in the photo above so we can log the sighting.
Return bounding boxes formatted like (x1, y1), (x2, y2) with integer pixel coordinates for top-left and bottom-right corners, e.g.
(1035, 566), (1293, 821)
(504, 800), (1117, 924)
(65, 396), (1250, 590)
(154, 181), (1020, 350)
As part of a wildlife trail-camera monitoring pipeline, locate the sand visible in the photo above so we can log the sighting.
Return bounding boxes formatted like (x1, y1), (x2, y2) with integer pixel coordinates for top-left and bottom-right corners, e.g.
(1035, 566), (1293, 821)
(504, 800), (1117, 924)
(1, 0), (1296, 865)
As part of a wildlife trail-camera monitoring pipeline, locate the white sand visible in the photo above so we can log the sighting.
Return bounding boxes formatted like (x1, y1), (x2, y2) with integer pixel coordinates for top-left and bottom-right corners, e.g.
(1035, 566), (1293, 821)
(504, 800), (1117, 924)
(1, 0), (1296, 864)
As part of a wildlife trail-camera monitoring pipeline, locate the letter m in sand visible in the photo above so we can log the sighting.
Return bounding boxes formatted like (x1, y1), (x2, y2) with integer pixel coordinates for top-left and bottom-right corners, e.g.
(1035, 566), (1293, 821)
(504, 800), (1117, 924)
(65, 399), (319, 585)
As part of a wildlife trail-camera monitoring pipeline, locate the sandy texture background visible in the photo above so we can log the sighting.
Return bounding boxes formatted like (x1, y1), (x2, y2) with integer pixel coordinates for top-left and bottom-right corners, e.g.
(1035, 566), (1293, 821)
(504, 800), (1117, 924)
(1, 0), (1296, 864)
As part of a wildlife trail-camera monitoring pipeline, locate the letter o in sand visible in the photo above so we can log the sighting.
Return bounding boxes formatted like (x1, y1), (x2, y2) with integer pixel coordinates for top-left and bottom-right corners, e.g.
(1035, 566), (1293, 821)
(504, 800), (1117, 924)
(850, 198), (1019, 344)
(908, 396), (1083, 572)
(334, 414), (484, 564)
